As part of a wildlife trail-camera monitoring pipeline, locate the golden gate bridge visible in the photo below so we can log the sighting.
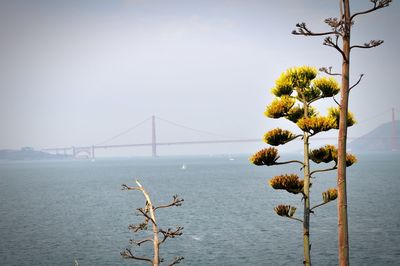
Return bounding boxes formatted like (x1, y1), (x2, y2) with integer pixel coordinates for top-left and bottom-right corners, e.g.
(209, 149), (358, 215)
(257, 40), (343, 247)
(42, 108), (399, 158)
(42, 115), (265, 158)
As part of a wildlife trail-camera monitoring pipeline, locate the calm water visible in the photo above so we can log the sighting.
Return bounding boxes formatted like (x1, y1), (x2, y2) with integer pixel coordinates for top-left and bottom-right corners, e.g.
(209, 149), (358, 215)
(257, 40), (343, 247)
(0, 154), (399, 265)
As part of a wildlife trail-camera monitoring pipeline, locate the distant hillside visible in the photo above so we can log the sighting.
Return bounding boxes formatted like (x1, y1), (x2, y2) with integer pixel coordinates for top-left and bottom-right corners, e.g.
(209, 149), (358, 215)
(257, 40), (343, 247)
(349, 120), (400, 152)
(0, 147), (69, 160)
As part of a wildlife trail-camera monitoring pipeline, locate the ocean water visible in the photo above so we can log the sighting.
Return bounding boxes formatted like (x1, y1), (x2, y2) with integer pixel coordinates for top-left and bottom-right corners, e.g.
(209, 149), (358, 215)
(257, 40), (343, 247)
(0, 153), (399, 265)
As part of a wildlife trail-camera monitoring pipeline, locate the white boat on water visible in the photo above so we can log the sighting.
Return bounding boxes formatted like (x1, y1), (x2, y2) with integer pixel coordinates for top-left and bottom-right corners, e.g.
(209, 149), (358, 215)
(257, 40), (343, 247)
(181, 164), (186, 170)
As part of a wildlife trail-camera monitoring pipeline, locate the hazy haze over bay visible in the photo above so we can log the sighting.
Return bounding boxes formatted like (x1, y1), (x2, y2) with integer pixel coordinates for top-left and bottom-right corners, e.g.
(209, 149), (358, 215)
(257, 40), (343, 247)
(1, 0), (399, 156)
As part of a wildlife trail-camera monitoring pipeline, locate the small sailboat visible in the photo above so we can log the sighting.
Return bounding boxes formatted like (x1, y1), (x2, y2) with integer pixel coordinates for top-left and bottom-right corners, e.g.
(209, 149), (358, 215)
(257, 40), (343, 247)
(181, 164), (186, 170)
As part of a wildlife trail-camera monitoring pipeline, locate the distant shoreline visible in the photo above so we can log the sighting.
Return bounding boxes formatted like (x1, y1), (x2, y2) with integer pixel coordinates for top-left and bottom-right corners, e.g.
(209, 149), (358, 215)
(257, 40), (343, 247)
(0, 148), (70, 160)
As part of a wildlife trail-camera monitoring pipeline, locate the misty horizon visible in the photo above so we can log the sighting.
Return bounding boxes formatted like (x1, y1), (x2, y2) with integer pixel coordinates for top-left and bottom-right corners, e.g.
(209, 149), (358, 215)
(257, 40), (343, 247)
(1, 0), (399, 156)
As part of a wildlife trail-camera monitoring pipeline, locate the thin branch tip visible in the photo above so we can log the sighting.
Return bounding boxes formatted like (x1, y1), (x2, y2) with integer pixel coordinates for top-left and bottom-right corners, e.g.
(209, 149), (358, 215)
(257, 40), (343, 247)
(349, 74), (365, 91)
(319, 66), (341, 76)
(351, 0), (392, 21)
(351, 39), (384, 50)
(292, 22), (337, 36)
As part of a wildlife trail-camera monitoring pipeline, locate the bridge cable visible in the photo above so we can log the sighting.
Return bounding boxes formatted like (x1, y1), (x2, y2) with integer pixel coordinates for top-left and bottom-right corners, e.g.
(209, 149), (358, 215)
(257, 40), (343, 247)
(357, 108), (393, 125)
(155, 116), (237, 139)
(95, 116), (152, 146)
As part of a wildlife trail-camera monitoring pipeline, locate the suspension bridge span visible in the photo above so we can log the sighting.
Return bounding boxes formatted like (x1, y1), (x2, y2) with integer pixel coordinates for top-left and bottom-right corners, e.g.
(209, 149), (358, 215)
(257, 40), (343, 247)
(42, 115), (266, 158)
(43, 108), (399, 158)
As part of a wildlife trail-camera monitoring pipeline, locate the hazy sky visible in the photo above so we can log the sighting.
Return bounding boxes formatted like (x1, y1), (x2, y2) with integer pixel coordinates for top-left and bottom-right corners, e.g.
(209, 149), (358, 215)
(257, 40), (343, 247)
(1, 0), (399, 156)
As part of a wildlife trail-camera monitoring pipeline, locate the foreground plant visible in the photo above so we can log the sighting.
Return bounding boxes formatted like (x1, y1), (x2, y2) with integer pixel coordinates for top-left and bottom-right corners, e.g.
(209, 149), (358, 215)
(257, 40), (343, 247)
(292, 1), (391, 264)
(250, 66), (357, 265)
(121, 180), (184, 266)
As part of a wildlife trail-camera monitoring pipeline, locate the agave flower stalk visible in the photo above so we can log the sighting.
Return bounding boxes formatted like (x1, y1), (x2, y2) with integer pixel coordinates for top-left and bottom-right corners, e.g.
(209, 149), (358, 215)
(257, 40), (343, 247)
(292, 2), (392, 264)
(250, 66), (357, 265)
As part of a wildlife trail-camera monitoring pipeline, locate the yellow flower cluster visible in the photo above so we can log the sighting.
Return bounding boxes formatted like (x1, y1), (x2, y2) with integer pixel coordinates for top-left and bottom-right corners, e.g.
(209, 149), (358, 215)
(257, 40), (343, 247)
(271, 66), (318, 97)
(264, 96), (295, 118)
(287, 66), (318, 89)
(310, 145), (337, 164)
(249, 147), (279, 166)
(274, 204), (297, 217)
(297, 116), (336, 134)
(302, 87), (321, 102)
(345, 154), (357, 167)
(271, 72), (294, 97)
(264, 128), (296, 146)
(322, 188), (338, 203)
(269, 174), (304, 194)
(285, 105), (316, 123)
(328, 107), (356, 129)
(310, 145), (357, 167)
(286, 105), (304, 123)
(312, 77), (340, 97)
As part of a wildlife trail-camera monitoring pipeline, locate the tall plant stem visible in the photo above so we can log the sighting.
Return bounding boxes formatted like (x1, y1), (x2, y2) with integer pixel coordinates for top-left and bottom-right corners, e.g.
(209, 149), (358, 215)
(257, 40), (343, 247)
(337, 1), (351, 265)
(303, 104), (311, 266)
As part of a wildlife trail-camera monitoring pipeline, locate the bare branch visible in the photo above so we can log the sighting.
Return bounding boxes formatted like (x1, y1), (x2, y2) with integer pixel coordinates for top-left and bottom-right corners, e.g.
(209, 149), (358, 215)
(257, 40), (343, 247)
(308, 96), (324, 105)
(287, 216), (304, 223)
(128, 222), (148, 233)
(311, 200), (333, 212)
(154, 195), (184, 211)
(351, 39), (384, 50)
(319, 66), (341, 76)
(274, 160), (305, 167)
(159, 227), (184, 245)
(324, 17), (342, 29)
(310, 165), (337, 177)
(349, 74), (364, 92)
(292, 22), (337, 36)
(323, 36), (347, 61)
(351, 0), (392, 21)
(280, 134), (304, 145)
(121, 184), (141, 191)
(137, 208), (157, 226)
(168, 256), (185, 266)
(120, 249), (152, 263)
(333, 96), (341, 107)
(129, 237), (153, 246)
(324, 17), (346, 35)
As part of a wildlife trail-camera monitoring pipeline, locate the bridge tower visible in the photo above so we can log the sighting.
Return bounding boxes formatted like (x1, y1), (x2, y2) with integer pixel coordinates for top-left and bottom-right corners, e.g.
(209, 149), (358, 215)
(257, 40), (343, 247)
(91, 145), (95, 160)
(392, 107), (398, 151)
(152, 115), (157, 157)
